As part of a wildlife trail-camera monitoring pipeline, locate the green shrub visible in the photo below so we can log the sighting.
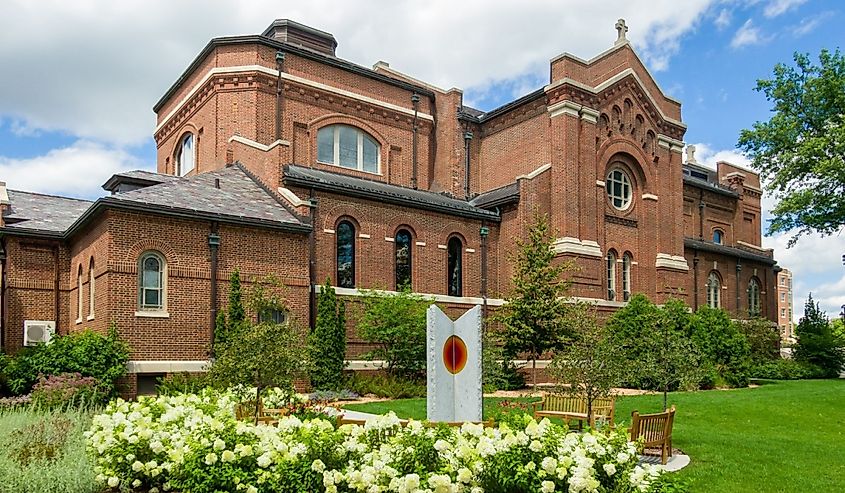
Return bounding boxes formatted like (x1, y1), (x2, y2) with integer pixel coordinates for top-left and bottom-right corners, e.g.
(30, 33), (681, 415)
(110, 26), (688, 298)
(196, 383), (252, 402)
(309, 279), (347, 390)
(750, 358), (827, 380)
(794, 294), (845, 378)
(737, 317), (781, 363)
(690, 306), (752, 387)
(344, 372), (425, 398)
(30, 373), (103, 409)
(0, 351), (9, 394)
(156, 372), (211, 396)
(0, 406), (97, 493)
(5, 325), (128, 397)
(356, 287), (428, 378)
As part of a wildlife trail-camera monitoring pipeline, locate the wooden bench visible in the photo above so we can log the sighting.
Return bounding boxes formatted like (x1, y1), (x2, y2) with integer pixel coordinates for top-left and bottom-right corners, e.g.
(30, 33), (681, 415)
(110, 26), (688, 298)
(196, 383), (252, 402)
(629, 406), (676, 465)
(531, 394), (616, 428)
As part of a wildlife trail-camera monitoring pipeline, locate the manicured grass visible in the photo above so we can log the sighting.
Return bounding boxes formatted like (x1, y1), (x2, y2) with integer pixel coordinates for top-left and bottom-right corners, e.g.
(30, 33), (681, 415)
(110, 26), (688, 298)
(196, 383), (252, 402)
(0, 405), (98, 493)
(345, 379), (845, 493)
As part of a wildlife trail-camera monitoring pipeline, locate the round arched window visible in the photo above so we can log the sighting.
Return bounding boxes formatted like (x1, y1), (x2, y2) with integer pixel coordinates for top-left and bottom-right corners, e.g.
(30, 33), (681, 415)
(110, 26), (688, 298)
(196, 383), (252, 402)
(606, 169), (632, 210)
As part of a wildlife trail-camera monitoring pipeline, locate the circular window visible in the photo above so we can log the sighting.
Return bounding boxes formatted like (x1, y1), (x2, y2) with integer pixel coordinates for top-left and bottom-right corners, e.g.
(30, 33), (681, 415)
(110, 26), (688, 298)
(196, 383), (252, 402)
(606, 169), (632, 210)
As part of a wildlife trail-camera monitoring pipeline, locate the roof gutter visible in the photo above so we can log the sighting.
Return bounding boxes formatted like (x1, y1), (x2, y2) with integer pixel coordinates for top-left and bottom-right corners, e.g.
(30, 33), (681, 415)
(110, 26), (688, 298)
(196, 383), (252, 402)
(683, 238), (776, 266)
(154, 35), (434, 113)
(283, 175), (501, 222)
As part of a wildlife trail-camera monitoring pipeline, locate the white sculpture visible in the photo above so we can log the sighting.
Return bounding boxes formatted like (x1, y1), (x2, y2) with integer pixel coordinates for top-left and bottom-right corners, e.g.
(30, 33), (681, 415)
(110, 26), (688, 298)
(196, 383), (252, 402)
(427, 305), (482, 422)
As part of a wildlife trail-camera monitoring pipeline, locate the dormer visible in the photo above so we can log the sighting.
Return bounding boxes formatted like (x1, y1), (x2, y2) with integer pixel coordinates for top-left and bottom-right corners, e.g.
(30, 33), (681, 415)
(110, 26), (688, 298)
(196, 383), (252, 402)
(261, 19), (338, 56)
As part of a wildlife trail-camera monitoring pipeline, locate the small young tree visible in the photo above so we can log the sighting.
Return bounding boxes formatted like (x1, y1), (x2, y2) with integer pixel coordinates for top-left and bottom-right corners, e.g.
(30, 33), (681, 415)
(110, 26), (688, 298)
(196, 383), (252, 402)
(309, 279), (347, 390)
(214, 269), (247, 348)
(549, 302), (626, 426)
(496, 211), (574, 387)
(357, 287), (429, 378)
(607, 295), (706, 409)
(689, 306), (752, 388)
(209, 320), (308, 423)
(794, 294), (845, 377)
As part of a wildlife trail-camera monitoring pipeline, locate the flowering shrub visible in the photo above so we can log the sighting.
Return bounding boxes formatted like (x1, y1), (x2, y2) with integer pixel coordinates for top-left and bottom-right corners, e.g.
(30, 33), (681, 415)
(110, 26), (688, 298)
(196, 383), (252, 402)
(31, 373), (103, 409)
(86, 390), (667, 493)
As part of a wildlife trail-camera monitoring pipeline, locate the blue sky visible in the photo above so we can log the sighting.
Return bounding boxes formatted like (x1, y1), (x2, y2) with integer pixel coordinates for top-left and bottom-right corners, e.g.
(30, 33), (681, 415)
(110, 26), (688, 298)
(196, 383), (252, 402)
(0, 0), (842, 319)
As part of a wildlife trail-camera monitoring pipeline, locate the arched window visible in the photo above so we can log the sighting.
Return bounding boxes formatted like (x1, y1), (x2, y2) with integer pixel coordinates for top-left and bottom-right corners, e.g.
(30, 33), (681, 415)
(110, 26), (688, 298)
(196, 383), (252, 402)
(622, 253), (632, 302)
(88, 258), (95, 319)
(713, 229), (724, 245)
(447, 236), (463, 297)
(176, 133), (195, 176)
(336, 221), (356, 288)
(748, 278), (761, 316)
(317, 124), (380, 173)
(607, 250), (617, 301)
(606, 168), (633, 210)
(76, 265), (83, 322)
(707, 272), (721, 309)
(395, 229), (412, 290)
(139, 252), (165, 311)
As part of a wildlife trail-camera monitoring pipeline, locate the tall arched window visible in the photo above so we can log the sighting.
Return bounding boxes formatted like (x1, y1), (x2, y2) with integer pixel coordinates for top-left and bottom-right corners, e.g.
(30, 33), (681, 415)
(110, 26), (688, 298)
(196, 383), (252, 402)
(336, 221), (356, 288)
(88, 258), (95, 319)
(622, 253), (632, 302)
(139, 252), (165, 311)
(76, 265), (83, 322)
(176, 133), (195, 176)
(713, 229), (724, 244)
(748, 278), (761, 316)
(606, 250), (617, 301)
(317, 125), (380, 173)
(707, 272), (721, 309)
(447, 236), (463, 297)
(395, 229), (412, 290)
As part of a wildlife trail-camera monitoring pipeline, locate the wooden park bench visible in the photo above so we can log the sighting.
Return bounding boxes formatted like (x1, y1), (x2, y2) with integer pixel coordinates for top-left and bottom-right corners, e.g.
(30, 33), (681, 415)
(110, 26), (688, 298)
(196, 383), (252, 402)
(629, 405), (676, 465)
(532, 394), (616, 429)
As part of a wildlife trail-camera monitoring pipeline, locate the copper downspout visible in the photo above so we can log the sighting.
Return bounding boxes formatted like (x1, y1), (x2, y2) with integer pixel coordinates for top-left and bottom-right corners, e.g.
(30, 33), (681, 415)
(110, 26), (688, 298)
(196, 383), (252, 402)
(463, 130), (473, 199)
(53, 243), (60, 334)
(209, 219), (220, 355)
(411, 93), (420, 190)
(275, 51), (285, 141)
(308, 188), (317, 331)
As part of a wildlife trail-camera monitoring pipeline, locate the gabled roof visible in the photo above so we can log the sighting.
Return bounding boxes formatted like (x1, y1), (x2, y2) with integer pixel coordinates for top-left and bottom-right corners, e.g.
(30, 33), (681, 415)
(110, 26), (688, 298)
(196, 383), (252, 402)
(96, 165), (308, 232)
(3, 190), (93, 236)
(1, 165), (310, 240)
(470, 182), (520, 209)
(102, 170), (179, 192)
(283, 165), (500, 222)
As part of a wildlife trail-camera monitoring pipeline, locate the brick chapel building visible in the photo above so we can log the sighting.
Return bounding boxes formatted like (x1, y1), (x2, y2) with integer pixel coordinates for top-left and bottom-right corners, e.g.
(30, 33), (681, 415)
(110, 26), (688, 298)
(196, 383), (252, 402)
(0, 19), (779, 392)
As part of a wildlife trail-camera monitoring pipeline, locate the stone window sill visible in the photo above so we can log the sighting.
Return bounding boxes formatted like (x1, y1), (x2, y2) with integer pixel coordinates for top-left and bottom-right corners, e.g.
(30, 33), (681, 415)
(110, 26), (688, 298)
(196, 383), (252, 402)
(86, 314), (95, 321)
(135, 311), (170, 319)
(75, 318), (82, 325)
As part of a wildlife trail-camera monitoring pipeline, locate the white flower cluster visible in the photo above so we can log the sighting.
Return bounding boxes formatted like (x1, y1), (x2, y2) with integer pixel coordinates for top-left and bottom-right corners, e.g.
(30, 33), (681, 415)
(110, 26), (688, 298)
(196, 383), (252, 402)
(86, 391), (664, 493)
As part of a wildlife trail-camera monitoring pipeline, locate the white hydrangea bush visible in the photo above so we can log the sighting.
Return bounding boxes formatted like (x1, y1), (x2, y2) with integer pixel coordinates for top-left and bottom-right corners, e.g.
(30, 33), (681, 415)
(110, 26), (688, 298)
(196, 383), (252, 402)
(86, 391), (667, 493)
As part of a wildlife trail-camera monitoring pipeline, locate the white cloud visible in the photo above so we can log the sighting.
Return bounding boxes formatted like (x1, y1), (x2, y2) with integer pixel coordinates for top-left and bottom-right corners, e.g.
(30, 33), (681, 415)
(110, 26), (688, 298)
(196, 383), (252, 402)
(791, 11), (834, 37)
(763, 0), (808, 18)
(0, 0), (719, 146)
(683, 142), (751, 170)
(730, 19), (769, 49)
(0, 141), (147, 199)
(714, 8), (732, 30)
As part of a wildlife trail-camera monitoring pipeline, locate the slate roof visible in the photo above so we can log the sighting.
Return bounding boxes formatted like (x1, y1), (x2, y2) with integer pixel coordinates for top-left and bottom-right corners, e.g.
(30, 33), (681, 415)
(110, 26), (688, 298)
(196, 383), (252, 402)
(283, 165), (501, 221)
(682, 176), (739, 198)
(470, 182), (520, 209)
(102, 170), (179, 192)
(684, 237), (776, 265)
(100, 165), (307, 231)
(3, 190), (93, 235)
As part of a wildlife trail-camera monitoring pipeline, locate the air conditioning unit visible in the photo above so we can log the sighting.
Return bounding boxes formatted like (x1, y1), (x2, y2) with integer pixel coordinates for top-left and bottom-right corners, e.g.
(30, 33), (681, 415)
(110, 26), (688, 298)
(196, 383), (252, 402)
(23, 320), (55, 346)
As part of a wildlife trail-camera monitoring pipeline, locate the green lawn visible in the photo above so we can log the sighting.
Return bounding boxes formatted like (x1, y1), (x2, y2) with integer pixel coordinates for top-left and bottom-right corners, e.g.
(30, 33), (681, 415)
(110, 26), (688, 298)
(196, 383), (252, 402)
(345, 379), (845, 493)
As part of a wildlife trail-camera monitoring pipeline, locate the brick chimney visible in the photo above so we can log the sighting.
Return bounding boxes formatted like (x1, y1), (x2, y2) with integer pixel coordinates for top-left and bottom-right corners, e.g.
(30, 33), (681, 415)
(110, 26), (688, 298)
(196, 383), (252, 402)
(0, 181), (9, 227)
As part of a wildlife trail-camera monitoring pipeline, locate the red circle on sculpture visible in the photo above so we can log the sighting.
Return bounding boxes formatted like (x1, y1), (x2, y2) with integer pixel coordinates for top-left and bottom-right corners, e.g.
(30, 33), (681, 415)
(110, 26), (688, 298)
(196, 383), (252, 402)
(443, 335), (468, 374)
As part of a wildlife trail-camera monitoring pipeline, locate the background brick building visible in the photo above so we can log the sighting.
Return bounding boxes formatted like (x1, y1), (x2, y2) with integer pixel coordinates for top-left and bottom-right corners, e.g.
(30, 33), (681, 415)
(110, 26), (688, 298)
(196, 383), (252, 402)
(0, 18), (779, 391)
